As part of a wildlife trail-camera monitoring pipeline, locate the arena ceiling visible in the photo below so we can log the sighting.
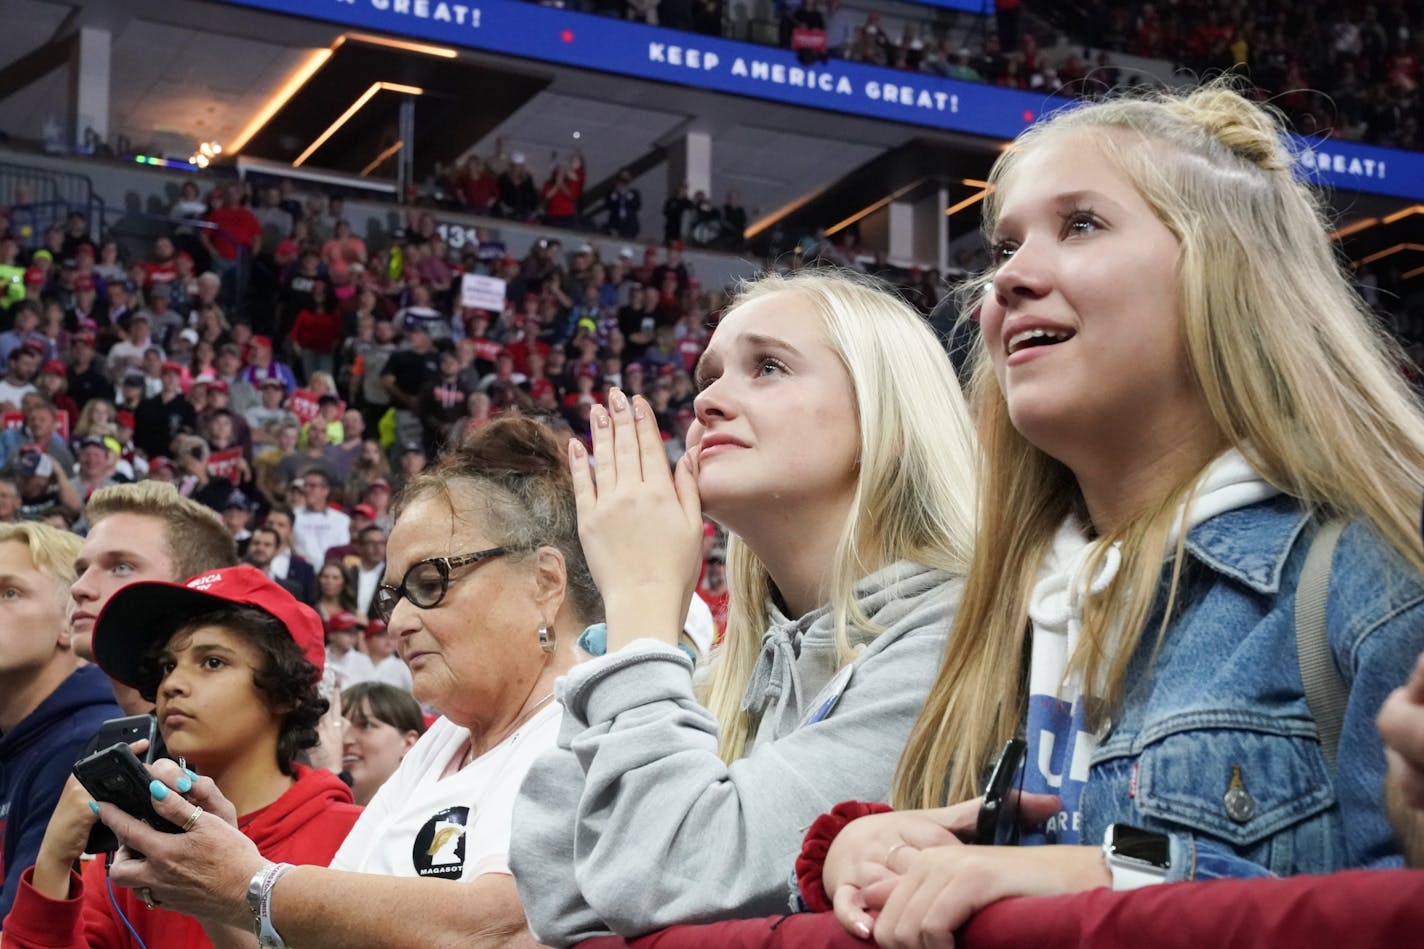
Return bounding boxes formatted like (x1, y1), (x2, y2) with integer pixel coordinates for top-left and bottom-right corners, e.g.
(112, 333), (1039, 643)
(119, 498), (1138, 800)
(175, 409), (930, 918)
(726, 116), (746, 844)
(0, 0), (1420, 288)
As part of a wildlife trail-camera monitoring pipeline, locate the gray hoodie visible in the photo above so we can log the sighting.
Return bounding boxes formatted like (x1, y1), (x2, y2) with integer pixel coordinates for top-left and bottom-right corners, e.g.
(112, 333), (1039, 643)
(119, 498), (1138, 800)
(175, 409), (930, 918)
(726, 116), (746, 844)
(509, 560), (960, 946)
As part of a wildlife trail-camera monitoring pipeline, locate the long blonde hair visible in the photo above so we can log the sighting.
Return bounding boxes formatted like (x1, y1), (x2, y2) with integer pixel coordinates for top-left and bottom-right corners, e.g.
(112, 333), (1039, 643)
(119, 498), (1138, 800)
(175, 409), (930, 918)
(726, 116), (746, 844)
(894, 82), (1424, 809)
(704, 270), (979, 762)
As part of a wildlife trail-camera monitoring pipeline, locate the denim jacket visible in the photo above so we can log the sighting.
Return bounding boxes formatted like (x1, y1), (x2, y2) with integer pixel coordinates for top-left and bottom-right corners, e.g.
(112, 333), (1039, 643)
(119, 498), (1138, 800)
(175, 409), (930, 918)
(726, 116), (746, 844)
(1079, 496), (1424, 881)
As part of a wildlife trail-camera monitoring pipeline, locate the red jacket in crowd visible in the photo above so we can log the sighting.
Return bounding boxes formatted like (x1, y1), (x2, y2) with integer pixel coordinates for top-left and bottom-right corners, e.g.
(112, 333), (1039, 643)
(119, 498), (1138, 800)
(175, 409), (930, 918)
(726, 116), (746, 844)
(2, 765), (360, 949)
(291, 307), (343, 354)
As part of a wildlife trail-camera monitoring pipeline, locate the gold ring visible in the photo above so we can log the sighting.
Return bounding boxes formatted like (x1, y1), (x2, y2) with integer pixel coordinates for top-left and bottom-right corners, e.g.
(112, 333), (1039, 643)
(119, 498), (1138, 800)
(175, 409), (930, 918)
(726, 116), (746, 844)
(139, 886), (157, 910)
(180, 805), (203, 833)
(885, 842), (915, 868)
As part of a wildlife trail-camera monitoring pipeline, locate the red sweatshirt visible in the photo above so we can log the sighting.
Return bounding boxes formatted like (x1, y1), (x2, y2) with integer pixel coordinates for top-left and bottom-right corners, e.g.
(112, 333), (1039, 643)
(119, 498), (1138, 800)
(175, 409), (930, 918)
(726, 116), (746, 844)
(291, 308), (342, 354)
(2, 765), (360, 949)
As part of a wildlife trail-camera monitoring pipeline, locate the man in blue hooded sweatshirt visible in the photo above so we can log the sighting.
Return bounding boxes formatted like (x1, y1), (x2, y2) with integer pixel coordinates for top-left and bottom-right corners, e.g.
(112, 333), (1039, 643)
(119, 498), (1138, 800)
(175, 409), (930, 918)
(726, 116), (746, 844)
(0, 522), (120, 918)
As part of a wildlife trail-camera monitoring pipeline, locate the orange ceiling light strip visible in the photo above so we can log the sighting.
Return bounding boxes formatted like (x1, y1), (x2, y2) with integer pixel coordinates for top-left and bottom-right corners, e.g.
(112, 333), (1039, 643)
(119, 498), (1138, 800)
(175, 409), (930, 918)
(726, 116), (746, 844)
(1382, 205), (1424, 224)
(340, 31), (458, 58)
(1358, 243), (1424, 267)
(293, 81), (424, 168)
(825, 179), (926, 236)
(1328, 217), (1378, 240)
(360, 140), (405, 177)
(1403, 263), (1424, 280)
(744, 186), (830, 240)
(945, 189), (988, 217)
(230, 29), (452, 159)
(228, 47), (334, 156)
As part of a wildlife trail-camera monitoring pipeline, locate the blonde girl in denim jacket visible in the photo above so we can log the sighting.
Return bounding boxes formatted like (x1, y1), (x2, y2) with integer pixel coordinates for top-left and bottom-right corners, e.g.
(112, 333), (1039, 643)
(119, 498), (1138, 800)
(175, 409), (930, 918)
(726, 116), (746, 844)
(816, 81), (1424, 946)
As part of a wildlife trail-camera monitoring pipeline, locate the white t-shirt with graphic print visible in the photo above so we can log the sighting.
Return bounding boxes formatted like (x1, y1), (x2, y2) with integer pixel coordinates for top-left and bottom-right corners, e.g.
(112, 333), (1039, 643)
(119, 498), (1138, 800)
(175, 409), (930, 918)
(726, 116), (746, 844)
(331, 703), (561, 880)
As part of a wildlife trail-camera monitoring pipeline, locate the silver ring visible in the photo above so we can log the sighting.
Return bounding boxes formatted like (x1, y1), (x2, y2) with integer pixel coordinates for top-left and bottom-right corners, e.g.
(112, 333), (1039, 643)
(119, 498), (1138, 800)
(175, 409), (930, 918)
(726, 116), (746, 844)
(139, 886), (156, 910)
(180, 805), (203, 833)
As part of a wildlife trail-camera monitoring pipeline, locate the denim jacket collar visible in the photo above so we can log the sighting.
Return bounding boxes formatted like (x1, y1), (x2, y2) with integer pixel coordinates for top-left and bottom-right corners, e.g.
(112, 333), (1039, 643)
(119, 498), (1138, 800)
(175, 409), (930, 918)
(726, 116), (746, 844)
(1184, 495), (1311, 594)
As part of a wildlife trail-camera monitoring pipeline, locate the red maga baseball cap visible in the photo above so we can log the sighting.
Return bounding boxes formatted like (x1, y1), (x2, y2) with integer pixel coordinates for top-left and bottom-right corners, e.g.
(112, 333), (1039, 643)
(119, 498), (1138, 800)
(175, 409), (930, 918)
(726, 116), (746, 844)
(92, 564), (326, 688)
(325, 610), (364, 634)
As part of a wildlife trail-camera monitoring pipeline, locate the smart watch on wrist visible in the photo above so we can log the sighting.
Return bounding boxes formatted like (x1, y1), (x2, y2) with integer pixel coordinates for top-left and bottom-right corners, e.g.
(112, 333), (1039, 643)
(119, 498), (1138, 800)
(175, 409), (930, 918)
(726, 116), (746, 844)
(1101, 823), (1170, 890)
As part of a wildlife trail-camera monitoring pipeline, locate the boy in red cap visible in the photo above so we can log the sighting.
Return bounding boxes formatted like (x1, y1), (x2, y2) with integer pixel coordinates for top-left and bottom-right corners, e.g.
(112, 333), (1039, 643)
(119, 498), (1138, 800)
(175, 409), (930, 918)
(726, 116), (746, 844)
(5, 565), (361, 948)
(324, 608), (375, 688)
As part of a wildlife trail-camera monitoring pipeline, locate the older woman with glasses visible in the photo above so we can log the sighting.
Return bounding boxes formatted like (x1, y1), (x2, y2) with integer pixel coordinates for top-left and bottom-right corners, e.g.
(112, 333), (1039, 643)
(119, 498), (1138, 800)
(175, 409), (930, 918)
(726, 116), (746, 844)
(88, 416), (601, 949)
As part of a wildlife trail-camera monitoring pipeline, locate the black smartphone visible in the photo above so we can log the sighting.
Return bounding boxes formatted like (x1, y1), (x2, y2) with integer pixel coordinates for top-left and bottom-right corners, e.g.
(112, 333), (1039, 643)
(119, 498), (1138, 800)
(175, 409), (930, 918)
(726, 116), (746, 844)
(975, 737), (1027, 846)
(77, 713), (167, 766)
(73, 743), (182, 854)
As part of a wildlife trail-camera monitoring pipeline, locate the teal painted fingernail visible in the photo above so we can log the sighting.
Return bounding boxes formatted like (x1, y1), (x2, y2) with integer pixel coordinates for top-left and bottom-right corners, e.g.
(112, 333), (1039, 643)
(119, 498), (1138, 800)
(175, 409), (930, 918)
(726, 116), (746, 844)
(149, 779), (169, 800)
(88, 801), (100, 815)
(184, 768), (199, 781)
(176, 775), (192, 792)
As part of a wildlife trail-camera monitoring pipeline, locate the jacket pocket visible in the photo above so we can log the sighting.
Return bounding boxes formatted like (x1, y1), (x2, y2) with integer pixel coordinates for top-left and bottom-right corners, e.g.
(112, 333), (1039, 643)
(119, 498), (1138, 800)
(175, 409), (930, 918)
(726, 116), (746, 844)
(1133, 721), (1339, 872)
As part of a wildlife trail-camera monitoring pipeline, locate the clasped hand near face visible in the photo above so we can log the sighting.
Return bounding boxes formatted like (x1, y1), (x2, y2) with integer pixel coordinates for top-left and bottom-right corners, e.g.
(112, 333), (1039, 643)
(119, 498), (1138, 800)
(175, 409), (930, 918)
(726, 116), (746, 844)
(1380, 651), (1424, 811)
(94, 756), (261, 930)
(570, 389), (704, 652)
(824, 791), (1112, 947)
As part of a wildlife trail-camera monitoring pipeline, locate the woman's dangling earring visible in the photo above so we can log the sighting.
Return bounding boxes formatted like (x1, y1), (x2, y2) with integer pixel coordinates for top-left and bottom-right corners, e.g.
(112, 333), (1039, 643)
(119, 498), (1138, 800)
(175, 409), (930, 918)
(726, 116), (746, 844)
(538, 624), (556, 653)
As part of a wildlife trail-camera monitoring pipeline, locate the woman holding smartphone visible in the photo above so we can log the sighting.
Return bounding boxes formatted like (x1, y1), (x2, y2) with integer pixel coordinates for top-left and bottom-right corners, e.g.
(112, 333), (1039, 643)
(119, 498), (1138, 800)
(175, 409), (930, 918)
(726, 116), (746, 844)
(3, 566), (361, 949)
(809, 82), (1424, 946)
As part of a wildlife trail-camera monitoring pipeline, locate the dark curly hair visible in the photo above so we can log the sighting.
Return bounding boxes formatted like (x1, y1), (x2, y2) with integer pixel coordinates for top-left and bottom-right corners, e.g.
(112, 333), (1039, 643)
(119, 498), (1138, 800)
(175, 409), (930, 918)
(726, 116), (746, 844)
(134, 605), (327, 776)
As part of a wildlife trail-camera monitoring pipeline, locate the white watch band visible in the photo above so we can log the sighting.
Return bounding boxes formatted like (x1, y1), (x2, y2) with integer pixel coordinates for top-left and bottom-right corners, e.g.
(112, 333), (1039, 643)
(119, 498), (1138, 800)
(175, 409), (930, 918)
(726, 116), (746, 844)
(1103, 854), (1167, 890)
(1101, 825), (1169, 891)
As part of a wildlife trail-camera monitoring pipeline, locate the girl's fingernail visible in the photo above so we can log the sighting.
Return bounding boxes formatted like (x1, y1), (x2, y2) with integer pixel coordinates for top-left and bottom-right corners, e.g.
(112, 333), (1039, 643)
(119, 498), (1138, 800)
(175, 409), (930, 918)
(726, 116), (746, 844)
(176, 775), (193, 793)
(149, 779), (169, 801)
(184, 768), (199, 781)
(611, 391), (627, 412)
(855, 919), (871, 939)
(595, 408), (610, 428)
(570, 439), (585, 458)
(633, 400), (646, 421)
(89, 801), (100, 815)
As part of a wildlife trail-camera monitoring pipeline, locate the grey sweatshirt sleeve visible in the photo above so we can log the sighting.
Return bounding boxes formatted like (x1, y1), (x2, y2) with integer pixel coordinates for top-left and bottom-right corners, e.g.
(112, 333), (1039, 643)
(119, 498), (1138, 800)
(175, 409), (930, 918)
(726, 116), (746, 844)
(509, 614), (951, 946)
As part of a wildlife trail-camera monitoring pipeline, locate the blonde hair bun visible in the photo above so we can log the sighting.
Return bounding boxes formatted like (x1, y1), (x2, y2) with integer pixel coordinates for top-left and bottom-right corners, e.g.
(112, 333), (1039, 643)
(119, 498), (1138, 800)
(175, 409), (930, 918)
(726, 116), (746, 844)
(1171, 84), (1292, 172)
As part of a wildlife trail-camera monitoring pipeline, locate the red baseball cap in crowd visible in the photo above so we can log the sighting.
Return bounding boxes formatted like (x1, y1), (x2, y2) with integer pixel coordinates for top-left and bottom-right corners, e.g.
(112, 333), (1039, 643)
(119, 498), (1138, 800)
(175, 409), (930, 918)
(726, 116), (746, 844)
(92, 564), (326, 688)
(529, 379), (554, 399)
(352, 503), (377, 520)
(115, 410), (136, 429)
(363, 617), (389, 640)
(73, 330), (96, 346)
(40, 359), (66, 376)
(74, 274), (95, 291)
(161, 361), (184, 376)
(251, 335), (273, 350)
(325, 610), (364, 636)
(208, 379), (230, 393)
(24, 267), (46, 286)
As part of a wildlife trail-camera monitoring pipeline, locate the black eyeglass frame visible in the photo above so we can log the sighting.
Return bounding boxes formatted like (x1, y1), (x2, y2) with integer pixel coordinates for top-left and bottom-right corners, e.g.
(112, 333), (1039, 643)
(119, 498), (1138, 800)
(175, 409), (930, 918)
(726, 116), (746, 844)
(372, 546), (510, 623)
